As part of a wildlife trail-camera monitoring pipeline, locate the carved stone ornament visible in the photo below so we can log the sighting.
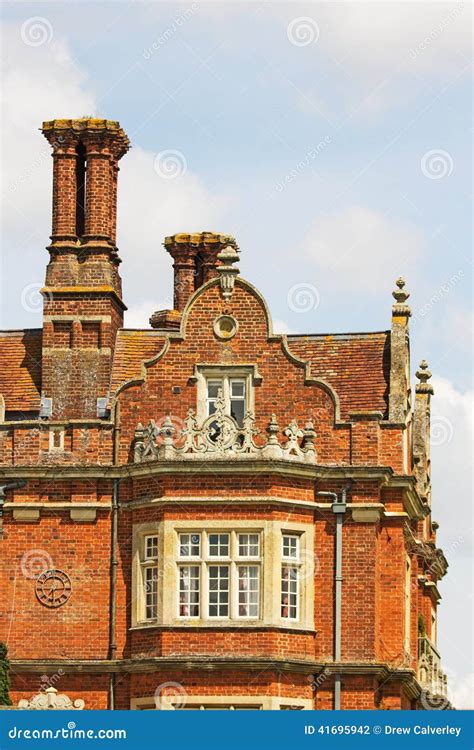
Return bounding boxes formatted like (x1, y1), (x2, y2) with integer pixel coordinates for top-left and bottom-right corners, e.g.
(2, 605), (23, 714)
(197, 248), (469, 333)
(416, 359), (434, 395)
(18, 687), (85, 710)
(35, 569), (72, 608)
(134, 389), (317, 464)
(216, 244), (240, 300)
(392, 277), (411, 317)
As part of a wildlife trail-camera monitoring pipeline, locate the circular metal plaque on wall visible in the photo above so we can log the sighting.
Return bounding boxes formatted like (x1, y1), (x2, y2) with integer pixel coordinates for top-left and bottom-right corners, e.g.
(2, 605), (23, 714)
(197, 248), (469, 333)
(35, 569), (72, 608)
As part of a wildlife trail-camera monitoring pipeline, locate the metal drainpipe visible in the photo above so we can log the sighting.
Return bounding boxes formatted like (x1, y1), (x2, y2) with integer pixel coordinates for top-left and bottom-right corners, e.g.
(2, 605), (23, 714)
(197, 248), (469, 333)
(108, 477), (120, 710)
(108, 400), (121, 710)
(316, 485), (350, 710)
(0, 480), (27, 536)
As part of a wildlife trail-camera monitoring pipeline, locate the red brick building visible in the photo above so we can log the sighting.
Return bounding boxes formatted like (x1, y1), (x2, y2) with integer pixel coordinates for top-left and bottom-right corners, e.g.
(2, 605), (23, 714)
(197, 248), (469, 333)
(0, 118), (450, 711)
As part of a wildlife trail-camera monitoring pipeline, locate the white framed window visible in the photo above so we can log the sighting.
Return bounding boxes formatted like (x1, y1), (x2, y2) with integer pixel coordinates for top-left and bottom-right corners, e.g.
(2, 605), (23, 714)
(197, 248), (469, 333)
(179, 533), (201, 558)
(176, 530), (261, 621)
(133, 520), (314, 630)
(205, 376), (247, 426)
(238, 533), (260, 558)
(281, 533), (301, 621)
(208, 533), (230, 558)
(177, 703), (263, 710)
(208, 565), (230, 617)
(179, 565), (200, 617)
(195, 367), (257, 427)
(132, 695), (312, 710)
(141, 535), (158, 621)
(282, 533), (300, 561)
(281, 565), (298, 620)
(238, 565), (259, 617)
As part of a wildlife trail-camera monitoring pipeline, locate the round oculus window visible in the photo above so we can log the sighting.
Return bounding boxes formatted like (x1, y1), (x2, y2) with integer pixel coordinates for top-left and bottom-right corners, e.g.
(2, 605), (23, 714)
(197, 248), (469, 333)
(213, 315), (238, 340)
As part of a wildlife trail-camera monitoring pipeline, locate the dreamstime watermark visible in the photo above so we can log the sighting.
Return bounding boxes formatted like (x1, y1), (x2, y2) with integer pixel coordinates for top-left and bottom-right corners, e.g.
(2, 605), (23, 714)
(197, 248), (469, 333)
(411, 269), (464, 325)
(154, 150), (187, 179)
(409, 2), (465, 60)
(154, 681), (187, 709)
(287, 17), (320, 47)
(299, 549), (320, 582)
(308, 667), (331, 692)
(10, 137), (64, 194)
(153, 414), (186, 445)
(276, 138), (332, 192)
(421, 149), (453, 180)
(20, 549), (54, 579)
(430, 415), (453, 447)
(39, 669), (65, 693)
(287, 283), (320, 313)
(21, 282), (51, 314)
(142, 4), (198, 59)
(20, 17), (53, 47)
(420, 687), (451, 710)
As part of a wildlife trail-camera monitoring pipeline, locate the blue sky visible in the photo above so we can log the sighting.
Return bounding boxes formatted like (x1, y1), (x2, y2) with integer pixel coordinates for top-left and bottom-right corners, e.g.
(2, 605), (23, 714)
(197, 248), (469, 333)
(1, 1), (472, 707)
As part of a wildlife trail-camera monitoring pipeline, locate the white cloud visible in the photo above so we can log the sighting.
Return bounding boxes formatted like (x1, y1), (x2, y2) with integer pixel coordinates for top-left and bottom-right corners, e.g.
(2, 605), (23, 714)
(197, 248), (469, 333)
(271, 2), (471, 117)
(118, 147), (231, 312)
(272, 318), (297, 335)
(428, 376), (473, 705)
(0, 21), (232, 327)
(430, 376), (473, 543)
(327, 2), (469, 75)
(446, 669), (474, 710)
(302, 206), (423, 293)
(274, 2), (471, 75)
(1, 26), (98, 246)
(124, 300), (165, 329)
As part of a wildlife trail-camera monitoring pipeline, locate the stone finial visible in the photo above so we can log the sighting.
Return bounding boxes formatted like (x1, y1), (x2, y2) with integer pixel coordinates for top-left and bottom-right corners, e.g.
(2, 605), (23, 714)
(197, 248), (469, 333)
(392, 277), (411, 316)
(392, 277), (409, 303)
(265, 414), (280, 444)
(216, 244), (240, 300)
(416, 359), (434, 395)
(388, 277), (411, 422)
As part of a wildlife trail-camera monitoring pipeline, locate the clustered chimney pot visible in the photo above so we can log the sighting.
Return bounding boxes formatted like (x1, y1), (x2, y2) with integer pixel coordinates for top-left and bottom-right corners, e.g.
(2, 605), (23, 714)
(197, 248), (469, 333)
(164, 232), (238, 312)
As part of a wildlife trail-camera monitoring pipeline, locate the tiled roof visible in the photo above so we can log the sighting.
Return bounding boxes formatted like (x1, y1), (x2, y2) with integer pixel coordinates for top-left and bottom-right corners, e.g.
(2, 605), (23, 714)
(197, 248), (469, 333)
(0, 330), (42, 412)
(0, 327), (390, 419)
(287, 332), (390, 419)
(109, 330), (168, 397)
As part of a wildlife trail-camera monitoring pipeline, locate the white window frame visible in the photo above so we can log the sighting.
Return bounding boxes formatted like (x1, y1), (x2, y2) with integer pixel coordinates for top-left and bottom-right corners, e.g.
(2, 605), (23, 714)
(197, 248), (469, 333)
(179, 532), (201, 559)
(176, 529), (262, 622)
(178, 564), (201, 618)
(141, 534), (159, 621)
(195, 366), (256, 425)
(131, 695), (312, 710)
(205, 376), (247, 426)
(281, 533), (301, 621)
(132, 519), (314, 630)
(237, 564), (260, 618)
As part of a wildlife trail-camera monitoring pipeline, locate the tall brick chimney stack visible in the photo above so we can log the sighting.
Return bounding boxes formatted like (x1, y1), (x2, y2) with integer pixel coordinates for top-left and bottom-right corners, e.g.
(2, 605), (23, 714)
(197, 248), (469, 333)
(164, 233), (238, 312)
(40, 119), (130, 419)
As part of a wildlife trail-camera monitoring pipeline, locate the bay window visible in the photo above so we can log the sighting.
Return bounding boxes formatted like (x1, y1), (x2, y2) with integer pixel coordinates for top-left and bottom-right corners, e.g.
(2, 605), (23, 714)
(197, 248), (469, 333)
(134, 521), (313, 629)
(177, 530), (261, 621)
